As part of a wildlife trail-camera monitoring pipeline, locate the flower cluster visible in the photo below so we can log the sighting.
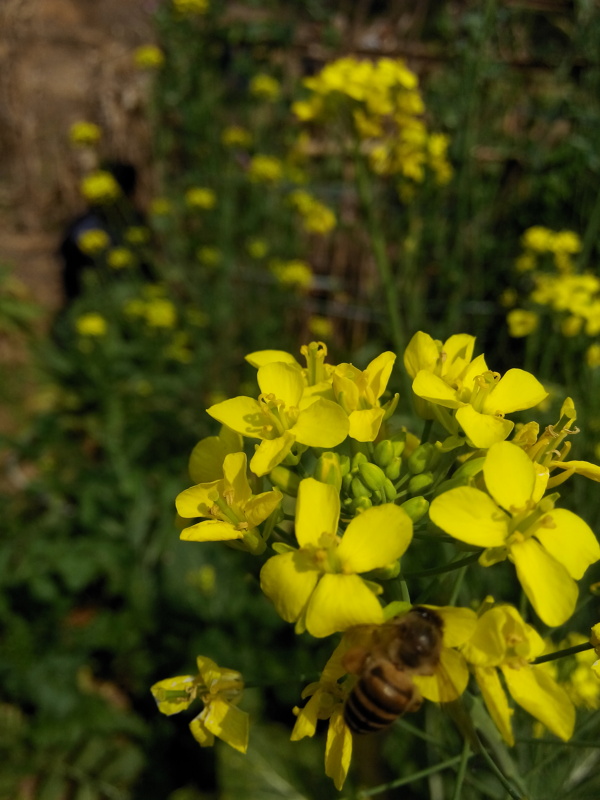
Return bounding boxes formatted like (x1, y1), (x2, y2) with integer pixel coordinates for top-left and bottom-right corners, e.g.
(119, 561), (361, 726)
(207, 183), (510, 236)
(292, 56), (452, 187)
(506, 226), (600, 367)
(153, 333), (600, 789)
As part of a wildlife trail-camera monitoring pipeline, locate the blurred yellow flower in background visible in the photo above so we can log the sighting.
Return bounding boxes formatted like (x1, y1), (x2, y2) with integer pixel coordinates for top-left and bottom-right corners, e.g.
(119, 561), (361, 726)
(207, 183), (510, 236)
(69, 121), (102, 147)
(80, 171), (121, 204)
(76, 313), (107, 337)
(77, 229), (110, 255)
(249, 73), (281, 101)
(133, 44), (165, 70)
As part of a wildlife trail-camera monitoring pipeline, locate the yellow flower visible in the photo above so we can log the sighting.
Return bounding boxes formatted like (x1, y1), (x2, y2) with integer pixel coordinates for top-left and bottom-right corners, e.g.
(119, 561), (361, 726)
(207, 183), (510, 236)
(409, 332), (547, 448)
(149, 197), (172, 216)
(107, 247), (135, 270)
(221, 125), (252, 148)
(80, 171), (121, 204)
(260, 478), (413, 637)
(586, 343), (600, 368)
(507, 309), (539, 338)
(430, 441), (600, 626)
(207, 360), (349, 476)
(308, 316), (333, 339)
(76, 313), (107, 337)
(69, 121), (101, 147)
(521, 226), (555, 253)
(249, 73), (281, 101)
(143, 298), (177, 328)
(291, 639), (353, 790)
(133, 44), (165, 69)
(196, 246), (221, 267)
(185, 187), (216, 210)
(462, 605), (575, 745)
(77, 229), (110, 255)
(248, 155), (283, 183)
(187, 426), (244, 484)
(288, 190), (336, 234)
(552, 230), (581, 254)
(176, 452), (282, 554)
(270, 259), (313, 290)
(151, 655), (248, 753)
(173, 0), (209, 15)
(246, 238), (269, 259)
(124, 226), (150, 245)
(561, 315), (583, 337)
(332, 351), (398, 442)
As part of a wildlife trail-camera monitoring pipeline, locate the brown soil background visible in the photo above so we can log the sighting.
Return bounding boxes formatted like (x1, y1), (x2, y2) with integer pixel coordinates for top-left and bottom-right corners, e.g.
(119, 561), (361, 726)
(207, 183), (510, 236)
(0, 0), (155, 310)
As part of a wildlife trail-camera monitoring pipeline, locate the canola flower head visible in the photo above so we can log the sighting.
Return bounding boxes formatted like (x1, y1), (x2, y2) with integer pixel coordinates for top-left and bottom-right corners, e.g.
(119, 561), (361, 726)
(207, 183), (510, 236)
(107, 247), (135, 270)
(80, 171), (121, 204)
(185, 186), (216, 210)
(151, 655), (248, 753)
(249, 73), (281, 100)
(133, 44), (165, 70)
(124, 226), (150, 245)
(76, 312), (107, 337)
(462, 604), (575, 745)
(270, 259), (313, 290)
(173, 0), (209, 16)
(144, 298), (177, 328)
(221, 125), (252, 148)
(149, 197), (172, 216)
(260, 477), (413, 637)
(507, 308), (539, 338)
(69, 121), (101, 147)
(430, 440), (600, 626)
(248, 154), (284, 183)
(77, 228), (110, 255)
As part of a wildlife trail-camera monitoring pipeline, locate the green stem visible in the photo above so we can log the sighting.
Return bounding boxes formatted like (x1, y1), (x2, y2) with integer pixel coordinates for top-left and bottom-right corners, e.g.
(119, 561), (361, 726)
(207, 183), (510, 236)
(353, 755), (463, 799)
(353, 151), (405, 362)
(474, 735), (524, 800)
(450, 740), (471, 800)
(448, 565), (468, 606)
(531, 641), (594, 665)
(403, 551), (481, 579)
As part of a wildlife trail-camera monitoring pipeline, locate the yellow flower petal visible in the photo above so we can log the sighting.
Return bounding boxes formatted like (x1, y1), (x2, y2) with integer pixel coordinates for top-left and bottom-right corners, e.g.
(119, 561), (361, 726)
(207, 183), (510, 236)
(243, 490), (282, 528)
(473, 666), (514, 745)
(414, 648), (469, 703)
(207, 396), (265, 439)
(245, 349), (300, 368)
(188, 428), (244, 483)
(260, 551), (319, 623)
(502, 664), (574, 741)
(291, 398), (349, 447)
(511, 537), (578, 626)
(151, 675), (195, 715)
(223, 452), (252, 505)
(455, 405), (514, 449)
(483, 441), (536, 512)
(325, 706), (353, 791)
(201, 697), (249, 753)
(180, 519), (242, 542)
(291, 692), (321, 740)
(483, 369), (547, 414)
(296, 478), (340, 547)
(403, 331), (439, 378)
(176, 480), (222, 518)
(306, 574), (384, 637)
(551, 460), (600, 482)
(429, 487), (508, 547)
(412, 371), (461, 408)
(442, 334), (476, 378)
(433, 606), (477, 648)
(363, 351), (395, 399)
(535, 509), (600, 580)
(348, 408), (385, 442)
(250, 432), (296, 476)
(337, 504), (413, 572)
(189, 714), (215, 747)
(257, 362), (304, 407)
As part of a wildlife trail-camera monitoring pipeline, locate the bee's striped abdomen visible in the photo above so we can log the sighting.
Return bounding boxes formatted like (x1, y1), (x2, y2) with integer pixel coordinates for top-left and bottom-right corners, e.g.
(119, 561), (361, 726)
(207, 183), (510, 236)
(344, 664), (415, 735)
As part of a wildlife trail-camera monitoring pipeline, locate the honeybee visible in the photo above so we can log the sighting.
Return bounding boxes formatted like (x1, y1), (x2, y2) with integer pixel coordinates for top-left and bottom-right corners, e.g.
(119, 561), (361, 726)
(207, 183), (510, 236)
(342, 606), (444, 735)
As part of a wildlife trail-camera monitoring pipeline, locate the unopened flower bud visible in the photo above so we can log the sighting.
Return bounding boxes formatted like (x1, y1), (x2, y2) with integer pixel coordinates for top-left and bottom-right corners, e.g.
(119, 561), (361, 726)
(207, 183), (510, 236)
(453, 456), (485, 481)
(390, 433), (406, 458)
(268, 466), (301, 497)
(369, 560), (401, 580)
(351, 452), (368, 471)
(407, 443), (435, 474)
(408, 471), (434, 494)
(384, 457), (403, 481)
(400, 496), (429, 522)
(373, 440), (394, 468)
(351, 496), (373, 513)
(358, 462), (387, 492)
(383, 478), (397, 502)
(351, 476), (371, 499)
(314, 452), (343, 492)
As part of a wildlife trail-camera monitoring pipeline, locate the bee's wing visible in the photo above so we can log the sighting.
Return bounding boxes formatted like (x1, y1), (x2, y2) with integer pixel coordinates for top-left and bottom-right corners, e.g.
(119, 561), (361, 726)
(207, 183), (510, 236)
(413, 647), (470, 704)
